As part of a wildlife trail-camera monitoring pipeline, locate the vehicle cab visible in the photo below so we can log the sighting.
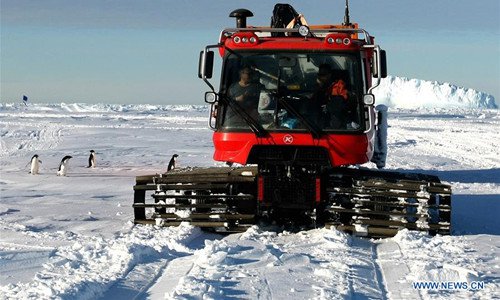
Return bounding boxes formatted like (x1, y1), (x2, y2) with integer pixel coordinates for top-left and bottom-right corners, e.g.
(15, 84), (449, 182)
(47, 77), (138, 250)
(199, 9), (387, 168)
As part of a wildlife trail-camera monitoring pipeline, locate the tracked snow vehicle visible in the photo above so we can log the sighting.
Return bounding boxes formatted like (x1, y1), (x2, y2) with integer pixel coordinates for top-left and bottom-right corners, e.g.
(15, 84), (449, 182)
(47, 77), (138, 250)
(133, 5), (451, 237)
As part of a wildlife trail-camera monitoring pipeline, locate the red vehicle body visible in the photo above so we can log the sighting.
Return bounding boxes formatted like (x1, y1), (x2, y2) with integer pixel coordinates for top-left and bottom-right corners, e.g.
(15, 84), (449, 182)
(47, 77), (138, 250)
(213, 132), (372, 167)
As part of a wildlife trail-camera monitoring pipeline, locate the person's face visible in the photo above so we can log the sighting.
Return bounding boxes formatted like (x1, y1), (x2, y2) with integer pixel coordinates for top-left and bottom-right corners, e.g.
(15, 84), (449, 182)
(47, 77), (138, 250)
(317, 71), (331, 85)
(240, 69), (251, 83)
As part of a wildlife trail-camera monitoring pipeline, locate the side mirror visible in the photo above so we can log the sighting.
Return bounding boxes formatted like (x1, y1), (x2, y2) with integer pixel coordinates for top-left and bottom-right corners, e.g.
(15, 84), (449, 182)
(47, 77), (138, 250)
(363, 94), (375, 106)
(372, 49), (387, 79)
(198, 50), (214, 79)
(205, 91), (217, 104)
(380, 50), (387, 78)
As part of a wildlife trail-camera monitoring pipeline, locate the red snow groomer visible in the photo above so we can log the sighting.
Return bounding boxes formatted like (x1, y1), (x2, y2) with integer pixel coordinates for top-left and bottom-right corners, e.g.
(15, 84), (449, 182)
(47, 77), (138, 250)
(133, 4), (451, 237)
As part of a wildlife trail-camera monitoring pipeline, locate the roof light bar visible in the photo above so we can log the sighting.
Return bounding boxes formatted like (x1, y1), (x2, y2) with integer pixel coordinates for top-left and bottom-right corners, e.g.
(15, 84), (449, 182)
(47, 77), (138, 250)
(231, 33), (259, 46)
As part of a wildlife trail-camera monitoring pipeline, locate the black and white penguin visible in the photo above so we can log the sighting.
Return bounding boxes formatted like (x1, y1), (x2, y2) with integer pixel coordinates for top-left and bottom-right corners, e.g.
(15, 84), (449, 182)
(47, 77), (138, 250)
(167, 154), (179, 171)
(57, 155), (73, 176)
(87, 150), (96, 168)
(29, 154), (42, 175)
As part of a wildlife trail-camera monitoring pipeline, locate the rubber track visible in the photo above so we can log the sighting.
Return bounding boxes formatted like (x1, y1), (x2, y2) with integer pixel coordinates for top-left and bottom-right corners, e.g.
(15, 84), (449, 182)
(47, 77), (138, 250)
(324, 168), (452, 237)
(133, 167), (452, 237)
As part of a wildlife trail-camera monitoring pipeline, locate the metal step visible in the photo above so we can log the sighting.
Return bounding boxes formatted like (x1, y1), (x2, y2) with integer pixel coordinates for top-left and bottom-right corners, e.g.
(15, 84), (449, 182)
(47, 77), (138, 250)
(155, 213), (255, 221)
(328, 206), (443, 220)
(151, 194), (254, 201)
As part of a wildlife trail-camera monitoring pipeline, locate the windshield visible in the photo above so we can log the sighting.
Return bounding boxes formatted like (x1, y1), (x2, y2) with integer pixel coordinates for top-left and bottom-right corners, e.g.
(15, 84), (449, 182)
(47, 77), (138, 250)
(219, 52), (364, 132)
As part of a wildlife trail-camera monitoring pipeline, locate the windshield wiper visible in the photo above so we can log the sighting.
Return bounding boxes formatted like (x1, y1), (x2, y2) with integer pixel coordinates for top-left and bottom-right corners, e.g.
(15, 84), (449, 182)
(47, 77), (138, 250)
(274, 58), (322, 139)
(221, 95), (268, 137)
(278, 96), (323, 139)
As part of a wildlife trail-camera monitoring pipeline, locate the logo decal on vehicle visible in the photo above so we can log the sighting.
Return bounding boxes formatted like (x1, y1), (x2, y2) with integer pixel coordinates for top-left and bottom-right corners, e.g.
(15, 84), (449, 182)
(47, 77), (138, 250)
(283, 134), (294, 144)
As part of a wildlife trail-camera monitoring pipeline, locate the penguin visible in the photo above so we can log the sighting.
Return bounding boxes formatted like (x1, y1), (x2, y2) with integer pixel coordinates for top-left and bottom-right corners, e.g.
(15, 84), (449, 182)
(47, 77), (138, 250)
(87, 150), (96, 168)
(57, 155), (73, 176)
(29, 154), (42, 175)
(167, 154), (179, 171)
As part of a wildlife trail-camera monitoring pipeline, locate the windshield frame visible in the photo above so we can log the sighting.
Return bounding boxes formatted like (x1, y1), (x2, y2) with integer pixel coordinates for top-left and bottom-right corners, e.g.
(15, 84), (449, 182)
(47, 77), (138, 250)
(217, 50), (366, 134)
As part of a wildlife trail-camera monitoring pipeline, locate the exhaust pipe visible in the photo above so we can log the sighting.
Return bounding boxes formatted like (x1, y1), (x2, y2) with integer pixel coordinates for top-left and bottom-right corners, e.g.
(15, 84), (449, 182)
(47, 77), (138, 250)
(229, 9), (254, 28)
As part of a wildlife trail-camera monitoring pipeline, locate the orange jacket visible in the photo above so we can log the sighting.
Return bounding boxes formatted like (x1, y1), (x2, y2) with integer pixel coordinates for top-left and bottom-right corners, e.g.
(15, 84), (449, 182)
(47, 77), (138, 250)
(330, 79), (348, 100)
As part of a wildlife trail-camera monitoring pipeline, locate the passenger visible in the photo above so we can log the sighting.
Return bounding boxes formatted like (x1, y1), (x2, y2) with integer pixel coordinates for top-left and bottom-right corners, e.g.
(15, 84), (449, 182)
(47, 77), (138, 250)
(311, 64), (334, 106)
(329, 70), (359, 129)
(310, 64), (350, 129)
(326, 79), (349, 129)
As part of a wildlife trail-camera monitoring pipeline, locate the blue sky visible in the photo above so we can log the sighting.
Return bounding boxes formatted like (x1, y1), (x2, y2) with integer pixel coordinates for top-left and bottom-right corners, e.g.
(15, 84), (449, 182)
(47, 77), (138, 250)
(1, 0), (499, 104)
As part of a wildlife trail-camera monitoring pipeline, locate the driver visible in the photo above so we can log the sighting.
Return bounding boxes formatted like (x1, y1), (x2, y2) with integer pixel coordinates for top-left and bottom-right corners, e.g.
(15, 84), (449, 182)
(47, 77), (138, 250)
(228, 66), (262, 117)
(222, 66), (263, 127)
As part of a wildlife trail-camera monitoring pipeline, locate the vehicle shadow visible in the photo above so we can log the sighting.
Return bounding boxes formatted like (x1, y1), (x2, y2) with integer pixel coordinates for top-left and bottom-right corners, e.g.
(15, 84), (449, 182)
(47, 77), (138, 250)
(405, 168), (500, 184)
(451, 194), (500, 235)
(394, 168), (499, 235)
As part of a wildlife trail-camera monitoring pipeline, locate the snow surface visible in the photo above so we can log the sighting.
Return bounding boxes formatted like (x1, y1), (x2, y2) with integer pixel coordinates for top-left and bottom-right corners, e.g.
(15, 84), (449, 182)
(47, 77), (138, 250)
(1, 78), (499, 299)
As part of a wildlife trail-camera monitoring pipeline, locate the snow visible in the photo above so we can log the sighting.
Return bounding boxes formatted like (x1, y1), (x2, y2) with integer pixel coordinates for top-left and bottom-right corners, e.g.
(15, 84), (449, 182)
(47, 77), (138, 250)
(0, 77), (499, 299)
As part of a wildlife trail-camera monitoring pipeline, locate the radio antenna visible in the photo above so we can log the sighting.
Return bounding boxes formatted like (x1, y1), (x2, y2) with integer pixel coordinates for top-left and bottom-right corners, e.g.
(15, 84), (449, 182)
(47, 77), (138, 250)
(343, 0), (351, 26)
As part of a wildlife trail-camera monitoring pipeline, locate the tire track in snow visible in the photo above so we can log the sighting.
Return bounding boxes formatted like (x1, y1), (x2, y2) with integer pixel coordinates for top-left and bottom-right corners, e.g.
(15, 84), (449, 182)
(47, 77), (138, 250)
(158, 227), (389, 299)
(100, 258), (173, 300)
(0, 121), (63, 158)
(0, 225), (202, 300)
(139, 255), (197, 299)
(261, 277), (273, 300)
(371, 244), (390, 300)
(344, 237), (387, 299)
(375, 240), (422, 300)
(98, 230), (219, 300)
